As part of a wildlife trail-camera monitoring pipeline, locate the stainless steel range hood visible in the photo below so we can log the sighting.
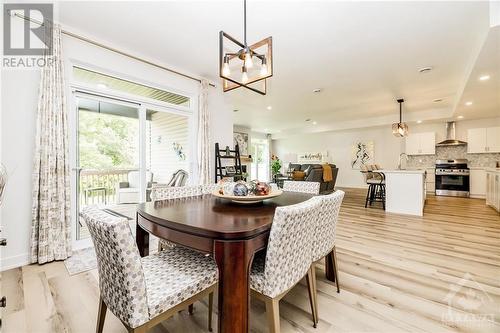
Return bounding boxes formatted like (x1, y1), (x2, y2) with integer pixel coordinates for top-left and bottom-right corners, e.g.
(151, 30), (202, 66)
(436, 121), (467, 146)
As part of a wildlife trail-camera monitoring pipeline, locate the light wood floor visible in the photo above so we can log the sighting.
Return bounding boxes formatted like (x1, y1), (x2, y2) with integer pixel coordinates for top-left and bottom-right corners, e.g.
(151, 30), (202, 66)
(2, 188), (499, 333)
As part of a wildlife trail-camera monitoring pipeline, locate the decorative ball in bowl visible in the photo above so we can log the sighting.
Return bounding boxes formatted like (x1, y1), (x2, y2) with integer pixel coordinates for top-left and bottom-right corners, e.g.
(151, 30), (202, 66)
(212, 180), (282, 204)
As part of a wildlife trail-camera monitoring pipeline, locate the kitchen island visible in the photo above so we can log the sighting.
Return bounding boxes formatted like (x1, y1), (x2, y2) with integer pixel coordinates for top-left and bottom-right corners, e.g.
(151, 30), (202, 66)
(378, 169), (427, 216)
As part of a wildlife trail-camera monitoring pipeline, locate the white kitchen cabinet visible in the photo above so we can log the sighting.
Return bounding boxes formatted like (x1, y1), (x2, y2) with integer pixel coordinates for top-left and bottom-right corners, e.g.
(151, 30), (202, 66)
(470, 169), (486, 197)
(467, 127), (500, 153)
(487, 127), (500, 152)
(405, 132), (435, 155)
(486, 170), (500, 213)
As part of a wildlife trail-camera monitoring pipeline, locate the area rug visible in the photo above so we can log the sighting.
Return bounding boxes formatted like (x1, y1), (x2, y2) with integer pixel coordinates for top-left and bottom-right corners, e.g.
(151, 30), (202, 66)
(64, 246), (97, 275)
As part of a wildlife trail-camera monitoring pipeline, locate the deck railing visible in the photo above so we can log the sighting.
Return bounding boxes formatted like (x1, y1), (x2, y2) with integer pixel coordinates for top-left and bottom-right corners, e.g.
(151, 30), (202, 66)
(79, 168), (137, 205)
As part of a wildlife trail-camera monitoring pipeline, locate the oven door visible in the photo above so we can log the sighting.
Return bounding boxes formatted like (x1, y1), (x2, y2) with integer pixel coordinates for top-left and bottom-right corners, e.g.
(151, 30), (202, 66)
(435, 173), (470, 197)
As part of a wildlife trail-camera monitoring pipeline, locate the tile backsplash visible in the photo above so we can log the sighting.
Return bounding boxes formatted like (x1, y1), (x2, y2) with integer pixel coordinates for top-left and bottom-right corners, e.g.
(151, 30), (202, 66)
(407, 145), (500, 168)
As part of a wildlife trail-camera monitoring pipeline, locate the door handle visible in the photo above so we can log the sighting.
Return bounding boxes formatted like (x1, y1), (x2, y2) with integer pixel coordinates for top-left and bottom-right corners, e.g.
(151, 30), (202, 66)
(0, 296), (6, 308)
(0, 238), (6, 246)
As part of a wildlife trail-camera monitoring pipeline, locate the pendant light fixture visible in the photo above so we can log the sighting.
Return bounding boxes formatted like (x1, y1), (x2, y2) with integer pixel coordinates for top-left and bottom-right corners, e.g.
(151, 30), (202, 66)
(219, 0), (273, 95)
(392, 98), (409, 137)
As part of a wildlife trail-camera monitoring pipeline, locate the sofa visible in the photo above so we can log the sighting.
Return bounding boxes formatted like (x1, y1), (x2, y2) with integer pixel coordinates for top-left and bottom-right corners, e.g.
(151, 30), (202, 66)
(116, 171), (153, 204)
(287, 163), (339, 193)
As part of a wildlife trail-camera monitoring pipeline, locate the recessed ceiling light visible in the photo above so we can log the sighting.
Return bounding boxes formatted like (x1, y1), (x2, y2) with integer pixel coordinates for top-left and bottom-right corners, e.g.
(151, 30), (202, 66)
(418, 66), (433, 73)
(305, 118), (311, 122)
(312, 88), (322, 93)
(417, 120), (422, 124)
(457, 115), (464, 119)
(479, 75), (490, 81)
(312, 121), (317, 125)
(266, 106), (272, 110)
(433, 98), (443, 103)
(264, 128), (269, 132)
(97, 83), (107, 89)
(465, 101), (473, 106)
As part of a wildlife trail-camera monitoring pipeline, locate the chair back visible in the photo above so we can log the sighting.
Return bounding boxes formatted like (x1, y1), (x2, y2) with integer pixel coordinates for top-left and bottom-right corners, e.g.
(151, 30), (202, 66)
(282, 180), (320, 194)
(150, 185), (201, 202)
(262, 198), (320, 297)
(128, 171), (153, 189)
(312, 190), (345, 262)
(166, 169), (188, 187)
(80, 206), (149, 328)
(201, 183), (220, 194)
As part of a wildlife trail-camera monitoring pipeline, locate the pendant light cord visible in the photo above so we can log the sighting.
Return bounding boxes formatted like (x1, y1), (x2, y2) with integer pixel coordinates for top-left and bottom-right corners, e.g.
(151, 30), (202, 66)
(244, 0), (247, 46)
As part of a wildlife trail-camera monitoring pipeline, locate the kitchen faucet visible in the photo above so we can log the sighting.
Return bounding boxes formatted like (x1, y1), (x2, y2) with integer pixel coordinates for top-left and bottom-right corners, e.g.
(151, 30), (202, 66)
(398, 153), (408, 170)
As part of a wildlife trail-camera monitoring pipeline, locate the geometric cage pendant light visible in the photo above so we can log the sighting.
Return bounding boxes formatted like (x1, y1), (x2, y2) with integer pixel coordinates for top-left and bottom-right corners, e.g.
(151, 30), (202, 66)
(219, 0), (273, 95)
(392, 98), (409, 137)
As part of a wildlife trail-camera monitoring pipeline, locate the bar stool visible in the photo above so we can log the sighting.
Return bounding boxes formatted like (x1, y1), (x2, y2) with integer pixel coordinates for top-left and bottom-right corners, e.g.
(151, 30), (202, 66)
(361, 165), (386, 210)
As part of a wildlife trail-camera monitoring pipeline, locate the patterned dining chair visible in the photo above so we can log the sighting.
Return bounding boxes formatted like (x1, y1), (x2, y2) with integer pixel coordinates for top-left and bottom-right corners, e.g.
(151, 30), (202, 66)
(282, 180), (320, 195)
(80, 206), (218, 333)
(150, 185), (203, 252)
(200, 183), (220, 195)
(150, 184), (202, 201)
(250, 198), (321, 332)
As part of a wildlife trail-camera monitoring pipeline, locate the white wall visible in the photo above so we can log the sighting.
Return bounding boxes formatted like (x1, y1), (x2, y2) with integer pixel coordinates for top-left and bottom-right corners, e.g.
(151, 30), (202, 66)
(0, 35), (233, 270)
(272, 126), (405, 188)
(272, 117), (500, 189)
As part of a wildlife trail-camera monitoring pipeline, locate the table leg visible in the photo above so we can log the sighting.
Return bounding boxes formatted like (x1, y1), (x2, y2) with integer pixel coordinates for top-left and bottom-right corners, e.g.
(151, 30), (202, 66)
(325, 250), (336, 282)
(136, 215), (149, 257)
(214, 239), (255, 333)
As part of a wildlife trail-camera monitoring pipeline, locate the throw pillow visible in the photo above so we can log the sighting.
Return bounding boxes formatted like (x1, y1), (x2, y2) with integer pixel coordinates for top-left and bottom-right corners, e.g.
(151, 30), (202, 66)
(292, 171), (306, 181)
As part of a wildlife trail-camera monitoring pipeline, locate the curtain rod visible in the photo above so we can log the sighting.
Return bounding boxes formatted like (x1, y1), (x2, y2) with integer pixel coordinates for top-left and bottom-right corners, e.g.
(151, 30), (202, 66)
(11, 11), (216, 88)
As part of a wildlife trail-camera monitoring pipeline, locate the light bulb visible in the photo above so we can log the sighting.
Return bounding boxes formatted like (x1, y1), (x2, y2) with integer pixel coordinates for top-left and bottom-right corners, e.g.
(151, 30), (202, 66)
(242, 70), (249, 84)
(222, 62), (230, 76)
(244, 52), (253, 68)
(260, 63), (268, 76)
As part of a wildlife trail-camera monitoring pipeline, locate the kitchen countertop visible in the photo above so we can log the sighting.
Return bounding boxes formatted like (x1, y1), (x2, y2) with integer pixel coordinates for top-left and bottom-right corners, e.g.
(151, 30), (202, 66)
(378, 169), (426, 174)
(485, 168), (500, 173)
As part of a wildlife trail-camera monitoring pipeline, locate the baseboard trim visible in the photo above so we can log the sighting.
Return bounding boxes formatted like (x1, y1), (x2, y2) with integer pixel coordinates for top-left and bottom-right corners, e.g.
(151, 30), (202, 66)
(1, 253), (30, 271)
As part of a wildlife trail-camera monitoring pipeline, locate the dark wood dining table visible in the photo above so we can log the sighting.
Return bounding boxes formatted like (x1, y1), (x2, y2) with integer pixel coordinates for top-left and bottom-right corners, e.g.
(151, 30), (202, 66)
(136, 191), (337, 333)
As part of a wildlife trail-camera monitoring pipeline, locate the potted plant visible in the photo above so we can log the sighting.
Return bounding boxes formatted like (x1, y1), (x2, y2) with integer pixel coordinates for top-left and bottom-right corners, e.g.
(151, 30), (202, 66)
(270, 155), (282, 177)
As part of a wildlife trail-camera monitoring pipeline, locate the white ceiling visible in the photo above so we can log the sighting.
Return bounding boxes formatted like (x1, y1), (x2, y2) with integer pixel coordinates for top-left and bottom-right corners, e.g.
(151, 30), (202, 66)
(58, 1), (496, 135)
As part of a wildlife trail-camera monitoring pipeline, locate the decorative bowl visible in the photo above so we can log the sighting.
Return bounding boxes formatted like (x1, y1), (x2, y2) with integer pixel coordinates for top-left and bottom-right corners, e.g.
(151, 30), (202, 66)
(212, 189), (283, 204)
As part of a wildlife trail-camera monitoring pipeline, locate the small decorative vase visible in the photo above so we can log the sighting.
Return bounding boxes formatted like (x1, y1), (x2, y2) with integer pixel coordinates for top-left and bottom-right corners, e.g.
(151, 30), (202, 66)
(254, 182), (270, 196)
(233, 182), (249, 196)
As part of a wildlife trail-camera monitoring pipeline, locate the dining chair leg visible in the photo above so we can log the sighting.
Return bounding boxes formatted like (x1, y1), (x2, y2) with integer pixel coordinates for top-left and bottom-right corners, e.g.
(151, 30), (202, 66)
(96, 297), (107, 333)
(208, 292), (214, 332)
(188, 303), (194, 315)
(305, 267), (318, 327)
(332, 246), (340, 293)
(364, 185), (371, 208)
(265, 298), (280, 333)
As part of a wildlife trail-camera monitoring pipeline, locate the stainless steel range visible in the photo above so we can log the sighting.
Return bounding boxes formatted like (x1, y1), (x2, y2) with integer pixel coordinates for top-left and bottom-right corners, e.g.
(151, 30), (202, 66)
(435, 159), (470, 197)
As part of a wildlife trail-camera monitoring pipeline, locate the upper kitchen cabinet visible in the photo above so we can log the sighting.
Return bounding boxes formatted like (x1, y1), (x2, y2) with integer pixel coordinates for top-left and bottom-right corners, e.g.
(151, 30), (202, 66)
(405, 132), (436, 155)
(467, 127), (500, 153)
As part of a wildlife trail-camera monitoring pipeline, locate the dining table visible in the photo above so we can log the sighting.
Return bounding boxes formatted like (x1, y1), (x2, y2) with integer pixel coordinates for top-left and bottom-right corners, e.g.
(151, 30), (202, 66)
(136, 191), (338, 333)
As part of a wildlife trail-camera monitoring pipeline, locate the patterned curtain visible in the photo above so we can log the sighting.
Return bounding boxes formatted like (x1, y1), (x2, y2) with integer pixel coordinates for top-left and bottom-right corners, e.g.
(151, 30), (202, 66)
(30, 23), (72, 264)
(197, 79), (211, 185)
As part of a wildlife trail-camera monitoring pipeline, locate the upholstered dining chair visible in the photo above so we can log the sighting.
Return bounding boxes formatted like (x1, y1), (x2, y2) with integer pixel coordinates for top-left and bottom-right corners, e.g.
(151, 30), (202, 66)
(250, 198), (321, 333)
(150, 185), (203, 252)
(282, 180), (320, 195)
(309, 190), (345, 325)
(150, 184), (202, 201)
(200, 183), (220, 195)
(81, 206), (218, 333)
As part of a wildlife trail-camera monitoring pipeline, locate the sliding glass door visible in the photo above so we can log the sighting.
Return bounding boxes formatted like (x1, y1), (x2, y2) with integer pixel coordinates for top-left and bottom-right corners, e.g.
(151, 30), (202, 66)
(75, 95), (140, 240)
